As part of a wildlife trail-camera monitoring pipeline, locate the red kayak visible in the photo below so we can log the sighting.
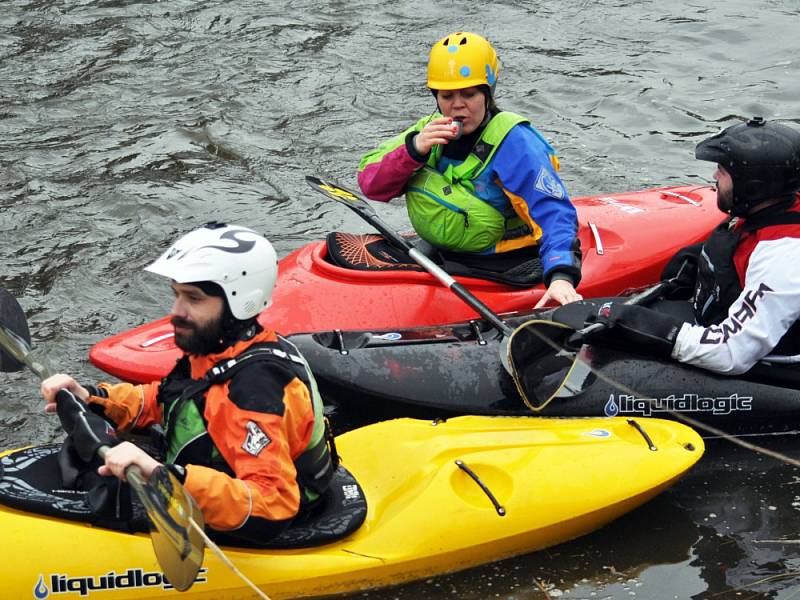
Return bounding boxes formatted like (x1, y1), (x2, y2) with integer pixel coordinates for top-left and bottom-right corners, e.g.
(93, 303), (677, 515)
(90, 185), (723, 383)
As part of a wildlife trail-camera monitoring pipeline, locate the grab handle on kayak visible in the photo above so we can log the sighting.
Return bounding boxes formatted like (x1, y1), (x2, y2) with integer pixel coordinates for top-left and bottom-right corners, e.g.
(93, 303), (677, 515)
(334, 329), (348, 355)
(455, 460), (506, 516)
(627, 419), (658, 451)
(469, 320), (488, 346)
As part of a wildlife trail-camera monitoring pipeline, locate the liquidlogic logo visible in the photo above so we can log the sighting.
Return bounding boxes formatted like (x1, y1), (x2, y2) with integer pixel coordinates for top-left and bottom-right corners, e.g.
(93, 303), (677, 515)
(32, 568), (208, 598)
(603, 393), (753, 417)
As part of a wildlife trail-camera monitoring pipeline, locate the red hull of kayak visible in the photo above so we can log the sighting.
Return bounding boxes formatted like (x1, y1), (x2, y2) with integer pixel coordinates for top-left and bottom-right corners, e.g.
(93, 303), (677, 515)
(90, 185), (723, 383)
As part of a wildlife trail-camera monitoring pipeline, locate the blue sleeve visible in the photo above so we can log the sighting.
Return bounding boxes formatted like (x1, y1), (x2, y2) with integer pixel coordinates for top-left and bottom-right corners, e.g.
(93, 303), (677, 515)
(493, 124), (582, 285)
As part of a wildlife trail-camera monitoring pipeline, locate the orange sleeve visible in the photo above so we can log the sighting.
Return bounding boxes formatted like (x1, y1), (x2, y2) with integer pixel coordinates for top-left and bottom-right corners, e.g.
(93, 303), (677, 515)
(88, 381), (162, 431)
(184, 377), (314, 532)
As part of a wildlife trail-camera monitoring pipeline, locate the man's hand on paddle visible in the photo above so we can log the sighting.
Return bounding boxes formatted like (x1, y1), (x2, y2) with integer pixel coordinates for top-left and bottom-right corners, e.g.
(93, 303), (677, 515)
(535, 279), (583, 309)
(40, 374), (90, 413)
(98, 441), (163, 482)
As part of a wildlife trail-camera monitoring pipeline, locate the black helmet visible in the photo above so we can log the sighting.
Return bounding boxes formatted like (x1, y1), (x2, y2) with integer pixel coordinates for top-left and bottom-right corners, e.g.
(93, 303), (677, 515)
(696, 117), (800, 216)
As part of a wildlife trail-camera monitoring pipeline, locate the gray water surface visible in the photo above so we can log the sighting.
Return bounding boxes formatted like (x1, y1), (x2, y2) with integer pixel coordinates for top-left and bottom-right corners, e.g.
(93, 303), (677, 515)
(2, 1), (800, 598)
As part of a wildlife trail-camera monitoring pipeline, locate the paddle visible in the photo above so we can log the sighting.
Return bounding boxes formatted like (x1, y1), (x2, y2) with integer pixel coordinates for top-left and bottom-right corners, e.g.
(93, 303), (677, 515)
(0, 287), (35, 374)
(507, 279), (675, 411)
(0, 290), (204, 592)
(306, 175), (515, 371)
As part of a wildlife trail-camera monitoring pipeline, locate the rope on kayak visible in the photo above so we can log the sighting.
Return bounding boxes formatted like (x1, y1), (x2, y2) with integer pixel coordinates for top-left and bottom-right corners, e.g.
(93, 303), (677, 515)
(189, 519), (272, 600)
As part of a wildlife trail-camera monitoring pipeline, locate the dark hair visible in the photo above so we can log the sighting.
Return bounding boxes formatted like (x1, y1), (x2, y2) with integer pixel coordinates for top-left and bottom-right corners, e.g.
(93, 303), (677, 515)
(480, 86), (500, 115)
(189, 280), (225, 298)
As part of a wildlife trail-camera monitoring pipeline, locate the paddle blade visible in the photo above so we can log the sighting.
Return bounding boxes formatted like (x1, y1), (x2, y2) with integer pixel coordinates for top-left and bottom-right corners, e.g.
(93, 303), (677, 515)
(140, 467), (205, 591)
(306, 175), (381, 217)
(508, 320), (596, 410)
(0, 288), (31, 373)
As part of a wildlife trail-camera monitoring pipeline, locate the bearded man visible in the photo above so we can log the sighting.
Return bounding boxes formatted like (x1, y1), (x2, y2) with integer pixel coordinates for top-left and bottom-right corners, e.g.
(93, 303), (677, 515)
(40, 222), (335, 545)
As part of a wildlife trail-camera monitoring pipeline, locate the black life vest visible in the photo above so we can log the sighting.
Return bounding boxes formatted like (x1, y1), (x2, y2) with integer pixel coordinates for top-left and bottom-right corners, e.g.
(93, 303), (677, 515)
(693, 208), (800, 355)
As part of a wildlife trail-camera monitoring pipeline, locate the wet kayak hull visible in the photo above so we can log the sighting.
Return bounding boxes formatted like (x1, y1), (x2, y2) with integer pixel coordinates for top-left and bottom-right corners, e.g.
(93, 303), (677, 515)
(288, 318), (800, 433)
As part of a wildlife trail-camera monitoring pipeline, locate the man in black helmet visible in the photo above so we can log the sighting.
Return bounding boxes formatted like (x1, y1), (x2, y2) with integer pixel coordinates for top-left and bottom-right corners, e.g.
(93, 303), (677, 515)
(565, 117), (800, 375)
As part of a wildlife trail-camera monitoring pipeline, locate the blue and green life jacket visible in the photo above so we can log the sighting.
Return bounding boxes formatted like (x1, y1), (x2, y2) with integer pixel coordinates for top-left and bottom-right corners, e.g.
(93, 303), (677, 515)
(405, 112), (530, 252)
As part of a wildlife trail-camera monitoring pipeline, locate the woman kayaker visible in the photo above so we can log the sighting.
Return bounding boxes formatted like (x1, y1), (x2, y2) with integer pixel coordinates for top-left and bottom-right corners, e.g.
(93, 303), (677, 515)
(39, 223), (336, 546)
(358, 31), (582, 308)
(571, 117), (800, 375)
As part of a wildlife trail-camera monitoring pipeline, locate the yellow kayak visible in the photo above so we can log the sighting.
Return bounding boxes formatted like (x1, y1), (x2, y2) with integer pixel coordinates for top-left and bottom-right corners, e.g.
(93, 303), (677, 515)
(1, 415), (702, 599)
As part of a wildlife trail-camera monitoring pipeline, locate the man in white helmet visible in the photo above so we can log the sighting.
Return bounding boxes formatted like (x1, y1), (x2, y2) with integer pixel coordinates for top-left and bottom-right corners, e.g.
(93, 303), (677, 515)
(40, 222), (336, 545)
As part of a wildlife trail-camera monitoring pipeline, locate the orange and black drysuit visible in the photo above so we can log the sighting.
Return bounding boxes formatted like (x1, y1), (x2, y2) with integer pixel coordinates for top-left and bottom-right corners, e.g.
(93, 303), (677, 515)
(85, 328), (334, 544)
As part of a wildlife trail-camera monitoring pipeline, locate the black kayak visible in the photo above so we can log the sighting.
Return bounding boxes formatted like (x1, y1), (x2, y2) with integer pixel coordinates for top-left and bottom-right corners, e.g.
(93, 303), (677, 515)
(288, 312), (800, 433)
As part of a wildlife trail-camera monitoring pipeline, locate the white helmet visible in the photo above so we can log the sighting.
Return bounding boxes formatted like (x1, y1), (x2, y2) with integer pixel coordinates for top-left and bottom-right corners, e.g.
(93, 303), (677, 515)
(145, 222), (278, 320)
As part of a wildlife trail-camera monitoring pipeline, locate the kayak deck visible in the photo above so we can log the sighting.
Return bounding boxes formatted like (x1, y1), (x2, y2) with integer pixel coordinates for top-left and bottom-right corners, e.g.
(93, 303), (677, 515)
(2, 415), (703, 598)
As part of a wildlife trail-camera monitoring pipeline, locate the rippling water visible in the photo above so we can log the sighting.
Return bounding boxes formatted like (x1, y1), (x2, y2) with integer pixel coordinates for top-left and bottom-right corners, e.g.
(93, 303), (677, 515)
(2, 0), (800, 597)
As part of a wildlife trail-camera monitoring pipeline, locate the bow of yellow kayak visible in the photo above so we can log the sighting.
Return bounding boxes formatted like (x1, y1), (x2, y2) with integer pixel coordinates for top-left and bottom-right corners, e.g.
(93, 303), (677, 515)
(1, 415), (702, 599)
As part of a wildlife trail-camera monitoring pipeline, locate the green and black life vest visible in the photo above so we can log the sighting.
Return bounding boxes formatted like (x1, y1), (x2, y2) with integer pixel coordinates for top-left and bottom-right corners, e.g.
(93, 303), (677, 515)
(158, 337), (336, 504)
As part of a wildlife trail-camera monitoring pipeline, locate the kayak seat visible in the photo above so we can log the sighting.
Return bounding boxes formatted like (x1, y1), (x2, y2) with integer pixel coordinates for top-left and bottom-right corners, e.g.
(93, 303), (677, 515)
(325, 232), (544, 288)
(258, 464), (367, 548)
(0, 444), (368, 549)
(0, 444), (106, 523)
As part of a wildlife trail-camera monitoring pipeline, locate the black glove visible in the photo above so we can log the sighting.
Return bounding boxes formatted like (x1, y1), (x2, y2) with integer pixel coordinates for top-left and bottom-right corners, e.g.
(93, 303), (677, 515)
(56, 389), (119, 462)
(583, 302), (684, 358)
(660, 248), (701, 300)
(550, 299), (604, 330)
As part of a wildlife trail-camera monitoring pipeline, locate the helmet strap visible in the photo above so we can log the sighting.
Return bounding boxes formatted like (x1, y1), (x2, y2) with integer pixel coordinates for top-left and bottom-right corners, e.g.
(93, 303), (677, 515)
(220, 304), (262, 348)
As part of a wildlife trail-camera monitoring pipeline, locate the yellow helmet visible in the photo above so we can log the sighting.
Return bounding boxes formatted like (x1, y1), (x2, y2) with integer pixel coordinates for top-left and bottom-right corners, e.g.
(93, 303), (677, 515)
(427, 32), (499, 92)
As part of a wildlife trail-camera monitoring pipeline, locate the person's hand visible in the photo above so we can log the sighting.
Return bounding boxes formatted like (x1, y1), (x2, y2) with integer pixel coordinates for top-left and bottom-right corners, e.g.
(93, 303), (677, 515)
(534, 279), (583, 309)
(413, 117), (461, 155)
(40, 374), (90, 413)
(98, 441), (162, 482)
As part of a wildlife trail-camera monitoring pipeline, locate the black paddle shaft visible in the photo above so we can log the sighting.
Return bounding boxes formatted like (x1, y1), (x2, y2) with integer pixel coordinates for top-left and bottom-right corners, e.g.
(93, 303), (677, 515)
(305, 176), (513, 336)
(0, 288), (32, 373)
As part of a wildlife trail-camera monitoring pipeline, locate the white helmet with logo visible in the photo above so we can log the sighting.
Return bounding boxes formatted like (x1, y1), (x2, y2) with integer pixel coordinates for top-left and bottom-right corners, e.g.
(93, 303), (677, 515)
(145, 222), (278, 320)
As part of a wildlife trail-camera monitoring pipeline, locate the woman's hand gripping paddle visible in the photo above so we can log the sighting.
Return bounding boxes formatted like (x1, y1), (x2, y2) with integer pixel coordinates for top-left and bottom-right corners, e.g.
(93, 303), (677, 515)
(306, 175), (516, 372)
(0, 287), (205, 592)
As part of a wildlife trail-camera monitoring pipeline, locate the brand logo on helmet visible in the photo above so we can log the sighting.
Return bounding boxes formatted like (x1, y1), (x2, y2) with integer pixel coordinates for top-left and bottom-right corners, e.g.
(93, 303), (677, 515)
(485, 64), (496, 86)
(200, 229), (256, 255)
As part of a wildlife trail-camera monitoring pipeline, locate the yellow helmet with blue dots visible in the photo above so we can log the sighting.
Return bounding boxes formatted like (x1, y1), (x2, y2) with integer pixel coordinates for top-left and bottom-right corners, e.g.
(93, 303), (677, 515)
(427, 32), (499, 92)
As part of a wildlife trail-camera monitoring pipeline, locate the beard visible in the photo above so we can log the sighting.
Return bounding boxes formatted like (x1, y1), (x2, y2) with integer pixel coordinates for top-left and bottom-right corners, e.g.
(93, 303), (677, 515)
(716, 185), (734, 214)
(171, 314), (224, 355)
